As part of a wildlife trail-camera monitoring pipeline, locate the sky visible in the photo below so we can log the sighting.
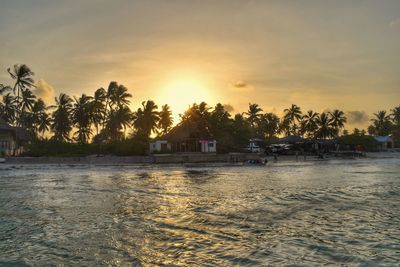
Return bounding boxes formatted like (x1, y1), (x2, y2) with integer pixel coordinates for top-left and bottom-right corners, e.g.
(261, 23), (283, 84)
(1, 0), (399, 129)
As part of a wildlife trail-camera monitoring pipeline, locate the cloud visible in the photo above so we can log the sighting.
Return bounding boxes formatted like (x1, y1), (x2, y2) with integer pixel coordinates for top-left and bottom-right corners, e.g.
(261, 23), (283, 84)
(346, 110), (369, 124)
(232, 81), (248, 88)
(223, 104), (234, 113)
(33, 79), (56, 104)
(389, 18), (400, 30)
(228, 80), (254, 93)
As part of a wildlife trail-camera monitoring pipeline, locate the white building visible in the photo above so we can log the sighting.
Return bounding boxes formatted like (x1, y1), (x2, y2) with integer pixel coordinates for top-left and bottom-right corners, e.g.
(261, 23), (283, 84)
(374, 136), (394, 150)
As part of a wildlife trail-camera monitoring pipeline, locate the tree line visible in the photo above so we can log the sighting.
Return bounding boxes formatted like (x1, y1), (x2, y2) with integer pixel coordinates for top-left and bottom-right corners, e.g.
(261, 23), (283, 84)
(0, 64), (399, 154)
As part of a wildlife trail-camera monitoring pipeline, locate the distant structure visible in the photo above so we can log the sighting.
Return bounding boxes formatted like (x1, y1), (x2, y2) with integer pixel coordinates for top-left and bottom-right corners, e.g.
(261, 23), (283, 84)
(374, 135), (394, 150)
(149, 122), (217, 154)
(0, 118), (32, 156)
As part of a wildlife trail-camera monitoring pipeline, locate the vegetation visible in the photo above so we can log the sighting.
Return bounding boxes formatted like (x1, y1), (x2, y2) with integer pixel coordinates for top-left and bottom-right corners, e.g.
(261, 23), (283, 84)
(0, 64), (399, 155)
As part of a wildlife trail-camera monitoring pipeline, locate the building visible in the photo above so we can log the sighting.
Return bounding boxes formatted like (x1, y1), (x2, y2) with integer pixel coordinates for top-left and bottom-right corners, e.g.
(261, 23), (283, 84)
(149, 122), (217, 154)
(0, 118), (32, 156)
(0, 118), (16, 156)
(374, 136), (394, 150)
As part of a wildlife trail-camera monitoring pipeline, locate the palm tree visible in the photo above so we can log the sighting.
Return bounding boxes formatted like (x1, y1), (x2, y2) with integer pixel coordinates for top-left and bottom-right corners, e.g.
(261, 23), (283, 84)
(51, 93), (73, 141)
(105, 106), (132, 141)
(278, 118), (291, 136)
(391, 106), (400, 126)
(283, 104), (302, 135)
(32, 99), (48, 138)
(37, 112), (51, 139)
(245, 103), (263, 128)
(0, 84), (12, 95)
(133, 100), (159, 138)
(329, 109), (347, 137)
(158, 104), (173, 135)
(20, 89), (36, 112)
(314, 112), (335, 139)
(370, 110), (392, 136)
(7, 64), (35, 108)
(92, 87), (107, 135)
(72, 94), (93, 144)
(109, 83), (132, 110)
(0, 93), (17, 125)
(301, 110), (319, 137)
(258, 112), (280, 139)
(106, 81), (118, 110)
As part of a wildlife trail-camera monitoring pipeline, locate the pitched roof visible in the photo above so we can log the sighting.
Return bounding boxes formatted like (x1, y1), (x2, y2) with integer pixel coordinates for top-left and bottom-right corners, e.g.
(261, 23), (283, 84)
(163, 121), (213, 142)
(374, 136), (393, 143)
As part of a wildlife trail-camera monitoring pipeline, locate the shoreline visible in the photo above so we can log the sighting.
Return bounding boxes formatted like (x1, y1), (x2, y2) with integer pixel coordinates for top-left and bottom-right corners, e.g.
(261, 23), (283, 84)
(1, 152), (399, 166)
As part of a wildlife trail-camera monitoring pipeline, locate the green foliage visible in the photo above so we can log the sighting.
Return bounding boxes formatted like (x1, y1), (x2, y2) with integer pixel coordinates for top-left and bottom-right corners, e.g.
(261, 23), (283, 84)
(24, 137), (147, 156)
(341, 134), (379, 151)
(2, 63), (399, 156)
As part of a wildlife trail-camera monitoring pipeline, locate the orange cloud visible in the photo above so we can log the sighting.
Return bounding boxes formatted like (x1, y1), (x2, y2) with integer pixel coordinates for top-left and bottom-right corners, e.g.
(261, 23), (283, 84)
(34, 79), (56, 104)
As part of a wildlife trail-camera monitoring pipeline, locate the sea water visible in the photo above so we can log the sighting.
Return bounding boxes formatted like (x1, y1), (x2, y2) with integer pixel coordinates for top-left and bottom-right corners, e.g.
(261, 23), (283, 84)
(1, 158), (399, 266)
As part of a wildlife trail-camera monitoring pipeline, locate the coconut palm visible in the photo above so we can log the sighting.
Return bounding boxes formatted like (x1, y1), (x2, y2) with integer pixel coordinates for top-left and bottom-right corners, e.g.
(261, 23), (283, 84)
(278, 118), (291, 136)
(258, 112), (280, 139)
(20, 89), (36, 112)
(283, 104), (302, 135)
(370, 110), (392, 136)
(51, 93), (73, 141)
(92, 87), (107, 135)
(329, 109), (347, 136)
(72, 94), (93, 144)
(301, 110), (319, 137)
(232, 113), (251, 141)
(7, 64), (35, 108)
(133, 100), (159, 138)
(391, 106), (400, 126)
(0, 93), (17, 124)
(314, 112), (335, 139)
(37, 112), (51, 138)
(211, 103), (230, 122)
(109, 83), (132, 110)
(158, 104), (173, 135)
(31, 99), (48, 137)
(105, 106), (132, 141)
(245, 103), (263, 128)
(0, 84), (12, 95)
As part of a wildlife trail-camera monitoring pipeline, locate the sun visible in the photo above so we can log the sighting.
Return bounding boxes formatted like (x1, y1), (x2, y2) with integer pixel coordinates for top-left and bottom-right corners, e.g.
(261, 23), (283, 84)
(157, 75), (215, 122)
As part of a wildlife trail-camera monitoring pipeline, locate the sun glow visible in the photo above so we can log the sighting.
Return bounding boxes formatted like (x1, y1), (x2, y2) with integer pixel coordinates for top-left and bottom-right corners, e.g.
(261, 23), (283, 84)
(157, 75), (215, 122)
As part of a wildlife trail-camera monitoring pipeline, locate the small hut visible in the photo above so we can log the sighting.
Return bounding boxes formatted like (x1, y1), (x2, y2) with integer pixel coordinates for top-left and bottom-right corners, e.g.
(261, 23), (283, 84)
(374, 136), (394, 150)
(149, 122), (217, 153)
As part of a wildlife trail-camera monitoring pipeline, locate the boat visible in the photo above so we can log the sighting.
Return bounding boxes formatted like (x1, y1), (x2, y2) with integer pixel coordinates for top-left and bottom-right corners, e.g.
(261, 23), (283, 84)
(243, 158), (267, 166)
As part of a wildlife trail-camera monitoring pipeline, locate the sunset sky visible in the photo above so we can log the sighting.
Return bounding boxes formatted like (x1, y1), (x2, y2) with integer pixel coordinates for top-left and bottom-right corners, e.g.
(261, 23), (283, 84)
(1, 0), (399, 128)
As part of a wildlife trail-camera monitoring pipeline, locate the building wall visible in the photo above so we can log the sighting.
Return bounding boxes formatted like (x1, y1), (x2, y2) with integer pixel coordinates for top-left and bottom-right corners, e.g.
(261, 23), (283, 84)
(0, 132), (16, 156)
(149, 140), (171, 153)
(150, 140), (217, 153)
(200, 140), (217, 153)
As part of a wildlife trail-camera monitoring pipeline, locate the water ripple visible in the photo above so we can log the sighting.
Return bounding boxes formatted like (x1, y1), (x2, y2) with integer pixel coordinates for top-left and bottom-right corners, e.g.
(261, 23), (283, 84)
(1, 158), (400, 265)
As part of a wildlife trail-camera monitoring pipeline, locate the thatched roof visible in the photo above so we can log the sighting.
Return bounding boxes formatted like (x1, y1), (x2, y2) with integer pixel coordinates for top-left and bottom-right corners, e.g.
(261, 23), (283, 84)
(163, 121), (213, 142)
